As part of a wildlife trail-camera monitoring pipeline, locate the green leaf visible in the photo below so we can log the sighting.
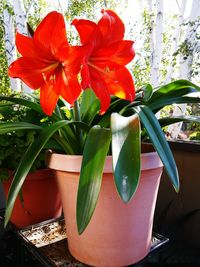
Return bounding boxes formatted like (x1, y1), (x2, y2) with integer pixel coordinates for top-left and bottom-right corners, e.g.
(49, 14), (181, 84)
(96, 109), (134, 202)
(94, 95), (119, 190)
(111, 113), (141, 203)
(0, 103), (14, 117)
(0, 95), (43, 113)
(0, 95), (87, 154)
(4, 120), (85, 227)
(0, 122), (42, 134)
(141, 84), (153, 102)
(98, 98), (130, 128)
(134, 105), (179, 191)
(149, 96), (200, 112)
(43, 138), (64, 151)
(154, 80), (200, 94)
(159, 115), (200, 128)
(0, 95), (63, 122)
(80, 89), (100, 125)
(148, 80), (200, 111)
(77, 126), (111, 234)
(80, 88), (98, 115)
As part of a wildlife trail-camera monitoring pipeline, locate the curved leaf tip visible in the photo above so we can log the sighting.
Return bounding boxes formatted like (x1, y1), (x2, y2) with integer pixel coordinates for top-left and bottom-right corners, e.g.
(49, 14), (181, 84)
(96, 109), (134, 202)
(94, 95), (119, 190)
(111, 113), (141, 203)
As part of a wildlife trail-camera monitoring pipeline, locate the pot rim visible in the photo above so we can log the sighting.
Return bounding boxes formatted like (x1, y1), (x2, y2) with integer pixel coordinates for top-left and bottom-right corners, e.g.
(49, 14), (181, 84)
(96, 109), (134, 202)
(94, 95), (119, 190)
(47, 152), (163, 173)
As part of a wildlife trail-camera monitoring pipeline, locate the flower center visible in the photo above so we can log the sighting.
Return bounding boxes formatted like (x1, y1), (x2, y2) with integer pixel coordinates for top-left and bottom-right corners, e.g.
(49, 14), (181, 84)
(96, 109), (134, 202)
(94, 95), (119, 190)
(42, 62), (61, 83)
(88, 61), (111, 75)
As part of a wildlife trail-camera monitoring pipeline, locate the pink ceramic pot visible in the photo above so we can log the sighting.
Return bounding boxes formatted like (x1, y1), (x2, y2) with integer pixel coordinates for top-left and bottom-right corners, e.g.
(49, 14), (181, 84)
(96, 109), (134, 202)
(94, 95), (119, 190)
(48, 152), (163, 267)
(2, 169), (62, 228)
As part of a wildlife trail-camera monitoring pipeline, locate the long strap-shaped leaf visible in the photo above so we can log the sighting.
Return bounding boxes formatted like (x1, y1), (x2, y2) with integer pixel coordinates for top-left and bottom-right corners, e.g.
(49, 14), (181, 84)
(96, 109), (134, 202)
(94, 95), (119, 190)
(4, 120), (88, 226)
(0, 103), (15, 116)
(153, 80), (200, 94)
(80, 89), (100, 125)
(0, 95), (43, 113)
(159, 115), (200, 128)
(77, 126), (111, 234)
(111, 113), (141, 203)
(134, 105), (179, 191)
(0, 95), (61, 121)
(148, 80), (200, 111)
(0, 122), (42, 134)
(148, 96), (200, 112)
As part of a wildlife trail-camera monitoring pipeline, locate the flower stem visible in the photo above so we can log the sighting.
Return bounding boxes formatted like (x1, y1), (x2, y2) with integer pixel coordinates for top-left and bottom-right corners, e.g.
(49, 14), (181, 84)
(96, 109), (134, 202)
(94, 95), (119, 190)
(73, 100), (83, 152)
(74, 100), (81, 122)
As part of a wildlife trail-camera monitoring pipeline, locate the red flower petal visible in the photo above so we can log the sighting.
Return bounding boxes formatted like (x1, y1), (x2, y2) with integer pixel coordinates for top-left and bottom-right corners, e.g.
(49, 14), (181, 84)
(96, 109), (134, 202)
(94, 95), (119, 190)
(40, 82), (59, 116)
(81, 64), (91, 89)
(101, 66), (135, 101)
(16, 32), (38, 58)
(63, 46), (86, 74)
(34, 11), (68, 59)
(8, 57), (44, 88)
(89, 69), (111, 114)
(92, 40), (135, 67)
(88, 65), (135, 113)
(71, 19), (97, 44)
(54, 68), (81, 105)
(61, 76), (82, 105)
(98, 10), (125, 45)
(61, 45), (90, 92)
(15, 32), (55, 64)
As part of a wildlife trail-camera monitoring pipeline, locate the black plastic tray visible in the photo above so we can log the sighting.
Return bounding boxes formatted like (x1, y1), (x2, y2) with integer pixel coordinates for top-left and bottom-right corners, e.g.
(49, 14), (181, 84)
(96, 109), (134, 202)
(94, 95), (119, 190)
(17, 216), (169, 267)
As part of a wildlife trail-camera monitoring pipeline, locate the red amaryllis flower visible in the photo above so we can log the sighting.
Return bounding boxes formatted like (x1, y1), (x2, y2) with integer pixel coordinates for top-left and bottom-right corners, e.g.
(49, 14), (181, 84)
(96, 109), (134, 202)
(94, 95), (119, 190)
(72, 9), (135, 114)
(8, 11), (83, 115)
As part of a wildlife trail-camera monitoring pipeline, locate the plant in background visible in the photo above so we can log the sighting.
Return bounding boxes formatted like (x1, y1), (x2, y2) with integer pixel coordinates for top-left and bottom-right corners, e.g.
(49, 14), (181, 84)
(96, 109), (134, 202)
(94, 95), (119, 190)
(0, 130), (45, 180)
(1, 10), (200, 233)
(0, 100), (49, 181)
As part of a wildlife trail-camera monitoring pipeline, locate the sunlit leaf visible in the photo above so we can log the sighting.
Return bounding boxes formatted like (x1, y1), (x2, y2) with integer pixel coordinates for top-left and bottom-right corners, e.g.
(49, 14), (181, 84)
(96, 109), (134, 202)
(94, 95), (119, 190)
(111, 113), (141, 203)
(77, 126), (111, 234)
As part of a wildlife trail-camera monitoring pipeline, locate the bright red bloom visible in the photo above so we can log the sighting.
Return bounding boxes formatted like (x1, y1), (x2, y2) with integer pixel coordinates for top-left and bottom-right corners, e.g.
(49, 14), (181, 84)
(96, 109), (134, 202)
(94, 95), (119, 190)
(8, 11), (83, 115)
(72, 9), (135, 114)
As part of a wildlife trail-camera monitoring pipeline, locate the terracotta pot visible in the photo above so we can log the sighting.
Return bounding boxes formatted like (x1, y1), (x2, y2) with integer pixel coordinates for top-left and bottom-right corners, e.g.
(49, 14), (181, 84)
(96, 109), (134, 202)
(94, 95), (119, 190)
(48, 152), (163, 267)
(2, 169), (62, 228)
